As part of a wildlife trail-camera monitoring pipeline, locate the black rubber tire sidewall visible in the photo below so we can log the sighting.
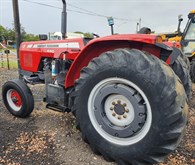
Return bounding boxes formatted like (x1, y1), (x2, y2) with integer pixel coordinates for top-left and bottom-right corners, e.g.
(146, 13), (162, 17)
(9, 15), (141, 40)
(170, 56), (192, 99)
(73, 49), (188, 164)
(2, 79), (34, 118)
(190, 59), (195, 83)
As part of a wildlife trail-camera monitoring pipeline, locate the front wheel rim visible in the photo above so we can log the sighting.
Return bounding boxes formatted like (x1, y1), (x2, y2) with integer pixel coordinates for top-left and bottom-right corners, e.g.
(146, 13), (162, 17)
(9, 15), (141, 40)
(6, 89), (22, 111)
(88, 77), (152, 146)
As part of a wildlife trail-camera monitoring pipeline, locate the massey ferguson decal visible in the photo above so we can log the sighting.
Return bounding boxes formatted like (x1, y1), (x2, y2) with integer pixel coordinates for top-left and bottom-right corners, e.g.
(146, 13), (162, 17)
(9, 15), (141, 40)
(32, 42), (80, 49)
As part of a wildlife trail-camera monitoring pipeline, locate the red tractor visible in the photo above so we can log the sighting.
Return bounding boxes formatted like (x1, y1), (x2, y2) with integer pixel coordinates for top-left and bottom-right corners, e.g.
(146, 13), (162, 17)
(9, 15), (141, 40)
(2, 1), (190, 164)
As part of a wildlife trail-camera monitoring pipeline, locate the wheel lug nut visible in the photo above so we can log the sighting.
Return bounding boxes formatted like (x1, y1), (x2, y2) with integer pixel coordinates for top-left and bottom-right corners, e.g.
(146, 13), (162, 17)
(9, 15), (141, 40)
(118, 116), (122, 120)
(117, 100), (121, 104)
(110, 107), (114, 111)
(123, 115), (127, 118)
(125, 109), (129, 113)
(123, 103), (127, 107)
(112, 113), (116, 117)
(112, 101), (116, 105)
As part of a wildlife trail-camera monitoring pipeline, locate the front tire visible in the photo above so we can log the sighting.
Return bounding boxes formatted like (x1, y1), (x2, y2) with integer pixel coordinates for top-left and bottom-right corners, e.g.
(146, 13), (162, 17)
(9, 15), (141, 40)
(2, 79), (34, 118)
(72, 49), (188, 165)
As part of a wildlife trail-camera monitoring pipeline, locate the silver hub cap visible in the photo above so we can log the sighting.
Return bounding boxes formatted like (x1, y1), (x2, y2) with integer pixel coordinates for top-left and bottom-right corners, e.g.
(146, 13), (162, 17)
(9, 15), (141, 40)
(88, 77), (152, 146)
(105, 94), (135, 127)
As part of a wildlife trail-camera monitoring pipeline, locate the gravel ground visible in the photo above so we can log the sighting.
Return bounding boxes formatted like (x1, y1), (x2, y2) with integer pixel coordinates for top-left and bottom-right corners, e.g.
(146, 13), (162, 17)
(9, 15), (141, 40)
(0, 68), (194, 165)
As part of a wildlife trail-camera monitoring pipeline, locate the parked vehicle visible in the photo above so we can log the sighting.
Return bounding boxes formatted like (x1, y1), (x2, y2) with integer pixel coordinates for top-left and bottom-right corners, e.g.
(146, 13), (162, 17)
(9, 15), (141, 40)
(2, 1), (190, 164)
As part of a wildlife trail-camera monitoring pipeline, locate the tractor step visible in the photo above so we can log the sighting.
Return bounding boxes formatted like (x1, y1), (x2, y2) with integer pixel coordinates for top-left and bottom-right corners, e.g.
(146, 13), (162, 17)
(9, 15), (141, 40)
(23, 75), (44, 85)
(46, 103), (71, 112)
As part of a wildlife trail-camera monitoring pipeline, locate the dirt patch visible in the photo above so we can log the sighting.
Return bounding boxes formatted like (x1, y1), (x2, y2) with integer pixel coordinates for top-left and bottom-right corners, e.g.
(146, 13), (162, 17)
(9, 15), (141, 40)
(0, 69), (194, 165)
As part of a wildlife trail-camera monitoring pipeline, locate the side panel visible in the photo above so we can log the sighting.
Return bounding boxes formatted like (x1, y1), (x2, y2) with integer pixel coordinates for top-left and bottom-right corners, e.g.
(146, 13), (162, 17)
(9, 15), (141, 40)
(20, 50), (42, 72)
(65, 40), (163, 88)
(19, 38), (85, 72)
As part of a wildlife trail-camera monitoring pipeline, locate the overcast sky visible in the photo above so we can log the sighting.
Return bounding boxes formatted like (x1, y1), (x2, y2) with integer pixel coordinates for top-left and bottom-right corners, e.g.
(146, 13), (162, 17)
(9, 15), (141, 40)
(0, 0), (195, 36)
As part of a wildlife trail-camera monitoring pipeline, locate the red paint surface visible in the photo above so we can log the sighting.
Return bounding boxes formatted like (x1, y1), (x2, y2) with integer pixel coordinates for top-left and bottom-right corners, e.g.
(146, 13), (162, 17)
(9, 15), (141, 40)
(11, 90), (22, 107)
(65, 34), (162, 87)
(19, 38), (85, 72)
(163, 41), (181, 48)
(19, 34), (169, 88)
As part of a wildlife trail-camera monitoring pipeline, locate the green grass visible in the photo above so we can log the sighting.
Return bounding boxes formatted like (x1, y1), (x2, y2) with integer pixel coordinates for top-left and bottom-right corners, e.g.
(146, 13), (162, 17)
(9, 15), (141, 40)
(1, 61), (18, 69)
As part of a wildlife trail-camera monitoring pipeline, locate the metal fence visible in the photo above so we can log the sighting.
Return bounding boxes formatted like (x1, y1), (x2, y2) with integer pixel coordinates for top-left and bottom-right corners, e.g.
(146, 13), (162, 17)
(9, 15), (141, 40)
(0, 43), (17, 69)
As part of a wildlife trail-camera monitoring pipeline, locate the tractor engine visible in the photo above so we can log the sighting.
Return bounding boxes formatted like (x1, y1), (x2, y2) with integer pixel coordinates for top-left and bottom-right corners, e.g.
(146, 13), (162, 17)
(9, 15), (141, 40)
(43, 58), (72, 111)
(18, 38), (86, 112)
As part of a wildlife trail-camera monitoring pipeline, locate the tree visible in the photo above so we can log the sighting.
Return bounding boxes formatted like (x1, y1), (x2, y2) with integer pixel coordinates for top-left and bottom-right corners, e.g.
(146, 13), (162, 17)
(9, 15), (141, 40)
(0, 25), (8, 42)
(74, 31), (93, 38)
(6, 28), (15, 41)
(23, 34), (39, 41)
(0, 24), (40, 43)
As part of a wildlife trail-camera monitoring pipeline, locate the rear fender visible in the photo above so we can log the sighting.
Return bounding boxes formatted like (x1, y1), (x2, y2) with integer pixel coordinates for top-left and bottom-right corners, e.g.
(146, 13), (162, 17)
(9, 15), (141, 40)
(65, 36), (172, 88)
(168, 47), (184, 65)
(163, 42), (184, 64)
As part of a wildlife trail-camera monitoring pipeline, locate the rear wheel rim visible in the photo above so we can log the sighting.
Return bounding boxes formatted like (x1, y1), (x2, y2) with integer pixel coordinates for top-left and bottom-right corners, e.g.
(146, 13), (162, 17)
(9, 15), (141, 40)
(6, 89), (22, 111)
(88, 77), (152, 146)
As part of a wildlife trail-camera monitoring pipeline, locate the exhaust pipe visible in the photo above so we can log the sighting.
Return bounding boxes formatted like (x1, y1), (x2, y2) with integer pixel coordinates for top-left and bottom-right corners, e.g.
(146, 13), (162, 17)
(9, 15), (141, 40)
(177, 15), (183, 36)
(61, 0), (67, 39)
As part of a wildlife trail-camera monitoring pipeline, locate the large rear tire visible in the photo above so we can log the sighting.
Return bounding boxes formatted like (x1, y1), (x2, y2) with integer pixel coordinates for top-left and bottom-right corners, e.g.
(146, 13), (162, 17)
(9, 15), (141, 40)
(180, 51), (190, 70)
(170, 56), (191, 99)
(2, 79), (34, 118)
(72, 49), (188, 165)
(190, 58), (195, 83)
